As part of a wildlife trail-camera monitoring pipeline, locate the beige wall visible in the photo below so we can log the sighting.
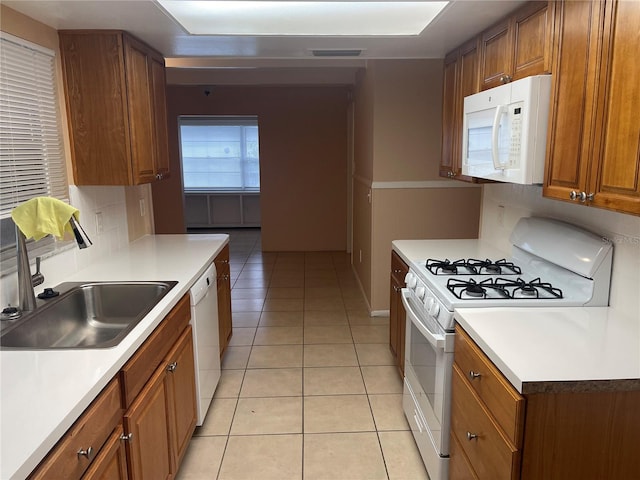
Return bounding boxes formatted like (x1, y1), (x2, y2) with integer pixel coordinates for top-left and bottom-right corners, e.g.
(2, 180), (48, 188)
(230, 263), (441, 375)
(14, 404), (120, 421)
(155, 85), (350, 251)
(352, 59), (481, 312)
(372, 60), (444, 182)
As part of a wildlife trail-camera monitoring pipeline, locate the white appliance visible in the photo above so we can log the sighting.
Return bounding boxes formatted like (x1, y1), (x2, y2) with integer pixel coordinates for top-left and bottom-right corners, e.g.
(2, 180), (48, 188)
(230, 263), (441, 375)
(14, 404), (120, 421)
(461, 75), (552, 184)
(402, 217), (613, 480)
(189, 263), (221, 426)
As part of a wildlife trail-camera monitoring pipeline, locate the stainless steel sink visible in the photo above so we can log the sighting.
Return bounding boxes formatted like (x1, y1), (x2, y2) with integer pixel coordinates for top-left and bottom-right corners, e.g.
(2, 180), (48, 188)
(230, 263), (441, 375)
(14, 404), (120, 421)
(0, 281), (177, 349)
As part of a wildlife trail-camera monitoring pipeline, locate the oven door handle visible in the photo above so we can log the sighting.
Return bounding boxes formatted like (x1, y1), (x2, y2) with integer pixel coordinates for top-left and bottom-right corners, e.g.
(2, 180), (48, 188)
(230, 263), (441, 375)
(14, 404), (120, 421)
(401, 289), (445, 349)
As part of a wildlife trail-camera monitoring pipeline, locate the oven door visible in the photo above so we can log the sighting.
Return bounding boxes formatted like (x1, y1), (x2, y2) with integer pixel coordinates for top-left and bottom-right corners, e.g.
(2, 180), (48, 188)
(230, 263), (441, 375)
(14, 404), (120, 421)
(401, 289), (454, 459)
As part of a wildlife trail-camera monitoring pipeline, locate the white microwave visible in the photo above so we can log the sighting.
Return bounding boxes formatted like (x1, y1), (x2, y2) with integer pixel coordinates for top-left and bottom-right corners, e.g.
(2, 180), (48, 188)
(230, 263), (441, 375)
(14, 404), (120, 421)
(461, 75), (552, 184)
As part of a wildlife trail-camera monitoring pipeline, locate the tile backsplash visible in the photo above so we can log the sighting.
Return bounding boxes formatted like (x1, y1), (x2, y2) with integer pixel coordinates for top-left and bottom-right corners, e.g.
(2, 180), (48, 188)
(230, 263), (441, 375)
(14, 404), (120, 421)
(480, 184), (640, 319)
(0, 186), (134, 308)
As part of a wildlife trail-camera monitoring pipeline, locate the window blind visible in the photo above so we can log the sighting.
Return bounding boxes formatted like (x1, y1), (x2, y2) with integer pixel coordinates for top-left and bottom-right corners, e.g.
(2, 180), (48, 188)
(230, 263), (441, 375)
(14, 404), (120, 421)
(0, 31), (68, 219)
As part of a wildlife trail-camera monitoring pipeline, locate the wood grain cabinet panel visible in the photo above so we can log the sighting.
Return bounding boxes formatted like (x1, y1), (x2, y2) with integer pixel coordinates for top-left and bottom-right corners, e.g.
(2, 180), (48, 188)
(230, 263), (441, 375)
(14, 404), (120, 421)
(60, 31), (170, 185)
(452, 324), (640, 479)
(164, 326), (198, 472)
(389, 251), (409, 376)
(544, 0), (640, 216)
(454, 326), (525, 447)
(82, 426), (129, 480)
(123, 366), (172, 480)
(451, 365), (520, 480)
(480, 19), (514, 90)
(215, 245), (232, 358)
(29, 378), (123, 480)
(439, 39), (480, 181)
(479, 1), (553, 90)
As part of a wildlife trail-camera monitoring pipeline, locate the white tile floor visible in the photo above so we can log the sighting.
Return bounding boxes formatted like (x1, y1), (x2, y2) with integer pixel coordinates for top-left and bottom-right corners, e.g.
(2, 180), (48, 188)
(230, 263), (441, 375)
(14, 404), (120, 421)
(177, 229), (429, 480)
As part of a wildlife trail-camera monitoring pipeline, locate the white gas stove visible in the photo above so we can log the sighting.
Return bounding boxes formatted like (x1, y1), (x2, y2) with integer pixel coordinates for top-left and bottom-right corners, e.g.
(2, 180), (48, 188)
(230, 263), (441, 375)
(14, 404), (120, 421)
(404, 216), (613, 332)
(401, 217), (613, 480)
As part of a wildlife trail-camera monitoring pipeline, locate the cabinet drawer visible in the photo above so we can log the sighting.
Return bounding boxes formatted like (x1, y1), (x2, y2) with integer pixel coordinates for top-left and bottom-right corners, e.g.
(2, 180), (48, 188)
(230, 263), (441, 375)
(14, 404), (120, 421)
(120, 294), (190, 407)
(30, 378), (122, 480)
(454, 325), (524, 446)
(450, 428), (479, 480)
(451, 365), (520, 480)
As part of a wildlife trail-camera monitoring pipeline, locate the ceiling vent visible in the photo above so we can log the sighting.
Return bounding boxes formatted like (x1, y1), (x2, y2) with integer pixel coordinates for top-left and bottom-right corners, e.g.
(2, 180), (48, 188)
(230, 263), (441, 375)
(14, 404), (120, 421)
(311, 49), (363, 57)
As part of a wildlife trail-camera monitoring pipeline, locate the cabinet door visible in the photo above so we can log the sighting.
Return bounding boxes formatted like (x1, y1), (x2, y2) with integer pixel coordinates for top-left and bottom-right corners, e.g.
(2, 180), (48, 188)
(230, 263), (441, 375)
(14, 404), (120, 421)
(215, 245), (232, 357)
(150, 55), (170, 180)
(389, 251), (409, 376)
(479, 19), (513, 90)
(59, 33), (132, 185)
(82, 426), (129, 480)
(165, 326), (197, 473)
(440, 50), (459, 178)
(512, 1), (553, 80)
(123, 367), (172, 480)
(589, 0), (640, 215)
(123, 36), (156, 185)
(543, 0), (604, 203)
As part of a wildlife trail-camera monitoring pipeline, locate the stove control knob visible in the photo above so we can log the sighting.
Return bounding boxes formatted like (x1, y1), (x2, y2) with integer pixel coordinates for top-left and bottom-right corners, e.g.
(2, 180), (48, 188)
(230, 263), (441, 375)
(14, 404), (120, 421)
(415, 286), (426, 299)
(428, 301), (440, 318)
(424, 296), (434, 310)
(404, 273), (417, 289)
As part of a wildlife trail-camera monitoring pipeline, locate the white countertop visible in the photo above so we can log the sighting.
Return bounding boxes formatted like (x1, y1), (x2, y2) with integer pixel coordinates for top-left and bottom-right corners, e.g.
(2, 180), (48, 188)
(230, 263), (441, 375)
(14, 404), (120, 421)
(0, 234), (228, 480)
(392, 238), (510, 267)
(455, 307), (640, 394)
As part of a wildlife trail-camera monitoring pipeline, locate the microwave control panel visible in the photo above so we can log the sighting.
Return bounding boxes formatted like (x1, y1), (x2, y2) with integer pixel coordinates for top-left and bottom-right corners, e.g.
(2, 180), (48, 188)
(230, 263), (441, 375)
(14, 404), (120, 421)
(508, 103), (524, 166)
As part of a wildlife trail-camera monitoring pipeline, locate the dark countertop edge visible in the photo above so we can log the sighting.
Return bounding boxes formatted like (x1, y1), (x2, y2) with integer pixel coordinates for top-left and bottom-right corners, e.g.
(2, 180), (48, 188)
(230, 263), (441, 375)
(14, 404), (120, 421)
(521, 378), (640, 395)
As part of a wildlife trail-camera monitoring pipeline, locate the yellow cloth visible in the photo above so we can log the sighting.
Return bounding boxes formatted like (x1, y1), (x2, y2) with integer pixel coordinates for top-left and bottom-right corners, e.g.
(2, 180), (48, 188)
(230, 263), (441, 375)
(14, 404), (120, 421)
(11, 197), (79, 241)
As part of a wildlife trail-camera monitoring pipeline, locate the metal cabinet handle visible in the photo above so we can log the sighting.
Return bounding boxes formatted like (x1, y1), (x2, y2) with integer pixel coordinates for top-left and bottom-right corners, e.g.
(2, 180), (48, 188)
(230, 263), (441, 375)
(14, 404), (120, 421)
(469, 370), (481, 380)
(166, 361), (178, 373)
(467, 432), (478, 441)
(569, 190), (579, 200)
(77, 446), (94, 460)
(120, 433), (133, 442)
(500, 75), (512, 84)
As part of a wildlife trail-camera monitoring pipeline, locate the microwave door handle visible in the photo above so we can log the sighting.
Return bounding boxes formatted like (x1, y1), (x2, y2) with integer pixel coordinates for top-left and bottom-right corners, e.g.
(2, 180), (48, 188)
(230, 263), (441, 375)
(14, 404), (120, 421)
(401, 289), (445, 349)
(491, 105), (508, 170)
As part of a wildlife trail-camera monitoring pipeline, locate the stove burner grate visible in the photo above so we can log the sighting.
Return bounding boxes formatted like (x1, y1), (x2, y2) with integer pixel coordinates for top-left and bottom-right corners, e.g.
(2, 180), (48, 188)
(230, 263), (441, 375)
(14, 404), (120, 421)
(426, 258), (522, 276)
(446, 278), (510, 300)
(495, 278), (564, 299)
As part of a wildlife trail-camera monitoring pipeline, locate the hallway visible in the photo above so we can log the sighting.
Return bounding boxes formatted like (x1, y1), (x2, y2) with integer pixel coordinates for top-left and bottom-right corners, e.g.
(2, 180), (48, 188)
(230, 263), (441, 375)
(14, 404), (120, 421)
(177, 229), (428, 479)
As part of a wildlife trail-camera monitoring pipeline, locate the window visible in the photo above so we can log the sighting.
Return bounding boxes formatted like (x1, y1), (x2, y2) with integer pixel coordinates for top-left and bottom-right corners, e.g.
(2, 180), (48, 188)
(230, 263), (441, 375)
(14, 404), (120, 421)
(0, 32), (69, 272)
(179, 116), (260, 192)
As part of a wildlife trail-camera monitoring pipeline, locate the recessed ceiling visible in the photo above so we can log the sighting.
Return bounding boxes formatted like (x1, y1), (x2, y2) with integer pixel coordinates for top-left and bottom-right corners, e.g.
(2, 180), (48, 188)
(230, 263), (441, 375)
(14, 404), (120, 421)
(3, 0), (526, 83)
(157, 1), (449, 36)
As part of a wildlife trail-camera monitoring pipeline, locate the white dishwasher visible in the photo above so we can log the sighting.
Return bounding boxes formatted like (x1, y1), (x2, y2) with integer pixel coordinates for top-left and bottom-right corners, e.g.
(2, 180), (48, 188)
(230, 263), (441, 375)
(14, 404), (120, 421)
(189, 262), (221, 426)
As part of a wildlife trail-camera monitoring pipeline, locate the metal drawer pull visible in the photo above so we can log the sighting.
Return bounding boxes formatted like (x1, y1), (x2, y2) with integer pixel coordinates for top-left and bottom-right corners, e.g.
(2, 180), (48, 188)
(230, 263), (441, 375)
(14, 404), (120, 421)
(167, 361), (178, 372)
(469, 370), (481, 380)
(77, 446), (94, 460)
(120, 433), (133, 442)
(467, 432), (478, 441)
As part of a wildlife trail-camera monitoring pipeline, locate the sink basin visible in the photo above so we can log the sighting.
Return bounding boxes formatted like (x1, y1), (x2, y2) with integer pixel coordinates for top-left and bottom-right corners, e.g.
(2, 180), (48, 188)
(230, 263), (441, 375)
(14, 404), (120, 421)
(0, 281), (177, 349)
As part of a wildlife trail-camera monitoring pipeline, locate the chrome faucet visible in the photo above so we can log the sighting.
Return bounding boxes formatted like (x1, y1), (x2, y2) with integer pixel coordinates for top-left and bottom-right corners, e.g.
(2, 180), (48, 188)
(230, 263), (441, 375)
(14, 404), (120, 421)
(16, 217), (90, 313)
(16, 226), (44, 312)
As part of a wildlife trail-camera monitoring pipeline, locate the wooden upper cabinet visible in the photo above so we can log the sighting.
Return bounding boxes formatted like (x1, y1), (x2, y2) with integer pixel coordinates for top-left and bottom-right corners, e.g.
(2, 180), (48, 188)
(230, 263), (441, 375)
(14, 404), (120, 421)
(589, 0), (640, 214)
(440, 51), (459, 178)
(60, 31), (170, 186)
(544, 0), (640, 216)
(479, 1), (553, 90)
(480, 19), (514, 90)
(440, 38), (480, 181)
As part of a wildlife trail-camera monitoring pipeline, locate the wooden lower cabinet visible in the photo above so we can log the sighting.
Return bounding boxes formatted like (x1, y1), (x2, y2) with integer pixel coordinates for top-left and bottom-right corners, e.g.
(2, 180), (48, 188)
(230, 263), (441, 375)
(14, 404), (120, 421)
(124, 364), (173, 479)
(389, 251), (409, 377)
(452, 325), (640, 479)
(215, 244), (232, 357)
(123, 324), (197, 479)
(82, 426), (129, 480)
(30, 296), (197, 479)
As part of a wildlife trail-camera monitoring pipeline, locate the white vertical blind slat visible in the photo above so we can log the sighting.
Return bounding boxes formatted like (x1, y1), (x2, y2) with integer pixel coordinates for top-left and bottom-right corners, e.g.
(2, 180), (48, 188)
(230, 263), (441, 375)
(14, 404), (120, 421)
(0, 32), (68, 219)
